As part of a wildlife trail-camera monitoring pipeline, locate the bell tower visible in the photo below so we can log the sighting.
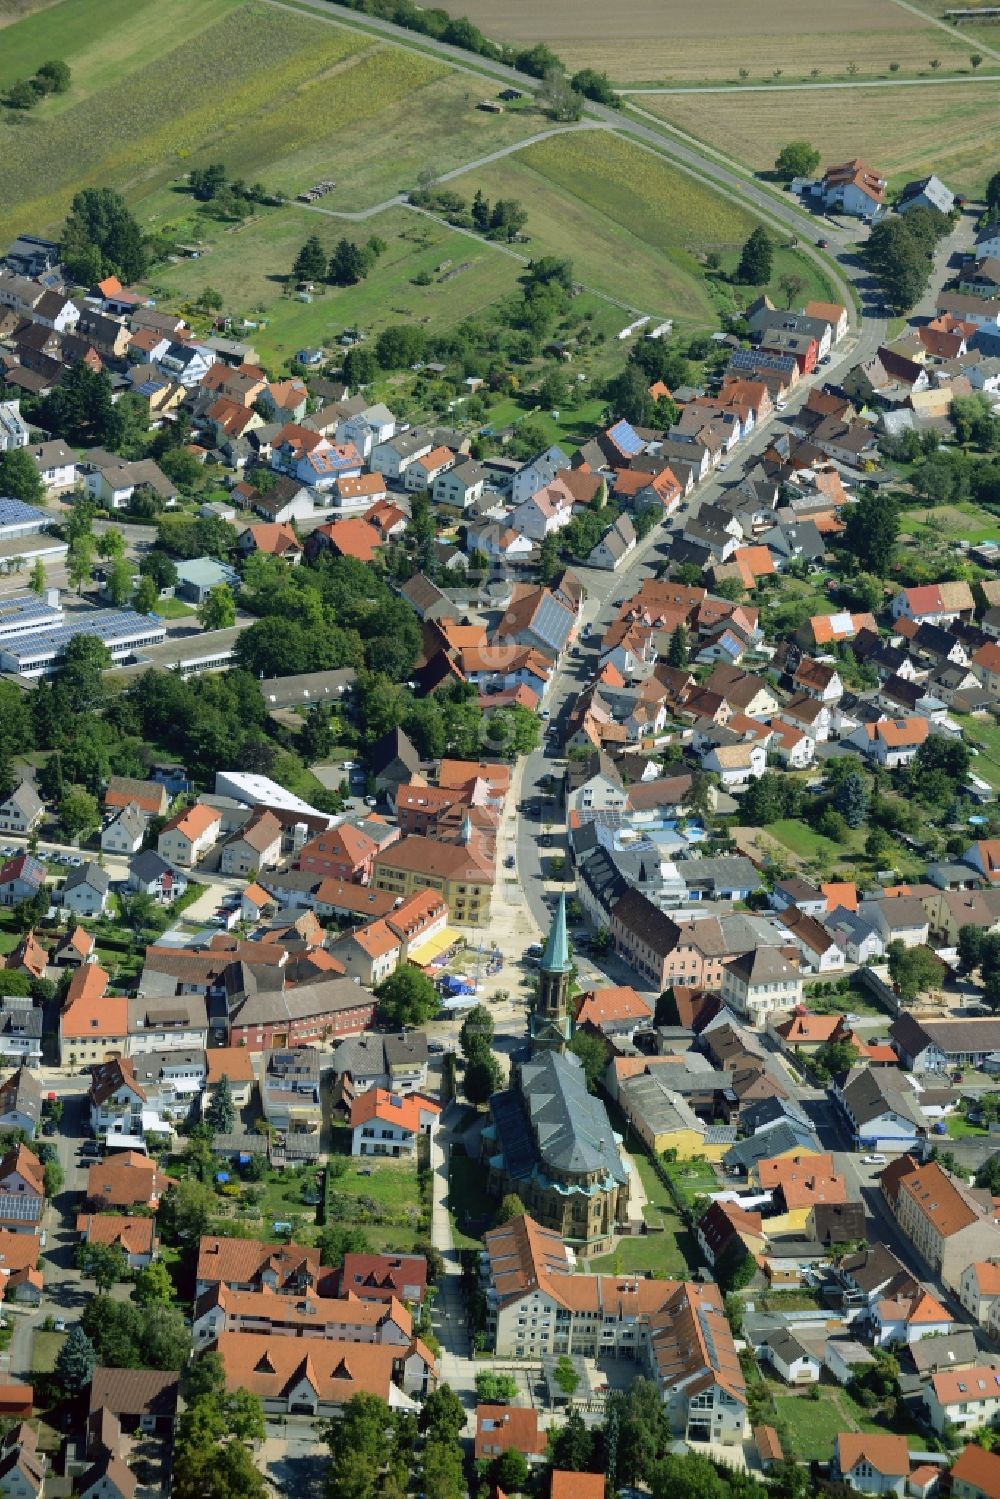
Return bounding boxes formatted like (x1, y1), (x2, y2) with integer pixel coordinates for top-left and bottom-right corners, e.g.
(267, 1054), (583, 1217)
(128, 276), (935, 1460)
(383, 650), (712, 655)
(529, 892), (572, 1053)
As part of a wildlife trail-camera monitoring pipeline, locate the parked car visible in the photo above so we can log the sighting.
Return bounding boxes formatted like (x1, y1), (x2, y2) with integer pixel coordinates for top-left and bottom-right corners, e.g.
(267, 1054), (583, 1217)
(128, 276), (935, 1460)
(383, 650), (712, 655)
(861, 1154), (887, 1166)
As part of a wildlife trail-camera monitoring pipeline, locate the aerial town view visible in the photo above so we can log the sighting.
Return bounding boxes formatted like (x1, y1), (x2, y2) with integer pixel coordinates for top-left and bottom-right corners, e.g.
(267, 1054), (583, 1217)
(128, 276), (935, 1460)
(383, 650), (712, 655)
(2, 0), (1000, 1495)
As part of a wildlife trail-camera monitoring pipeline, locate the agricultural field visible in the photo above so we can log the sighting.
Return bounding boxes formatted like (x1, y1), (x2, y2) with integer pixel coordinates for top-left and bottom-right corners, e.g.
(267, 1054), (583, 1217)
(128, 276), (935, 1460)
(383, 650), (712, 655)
(0, 0), (543, 246)
(147, 205), (526, 366)
(641, 83), (1000, 199)
(448, 132), (832, 330)
(895, 0), (1000, 55)
(900, 500), (1000, 546)
(429, 0), (965, 82)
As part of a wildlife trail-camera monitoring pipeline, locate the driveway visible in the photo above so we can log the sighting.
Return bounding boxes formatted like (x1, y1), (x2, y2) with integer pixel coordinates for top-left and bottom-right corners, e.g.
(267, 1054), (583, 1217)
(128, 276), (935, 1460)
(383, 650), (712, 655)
(262, 1422), (327, 1499)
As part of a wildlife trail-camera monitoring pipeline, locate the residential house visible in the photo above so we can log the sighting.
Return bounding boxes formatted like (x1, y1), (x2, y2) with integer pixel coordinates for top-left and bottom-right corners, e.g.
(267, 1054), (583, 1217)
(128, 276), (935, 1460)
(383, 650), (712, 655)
(212, 1330), (434, 1414)
(721, 947), (803, 1027)
(157, 805), (222, 867)
(899, 175), (954, 216)
(0, 1067), (41, 1138)
(86, 1152), (174, 1211)
(331, 1033), (429, 1110)
(889, 1158), (1000, 1293)
(926, 1364), (1000, 1435)
(433, 458), (486, 510)
(219, 811), (283, 877)
(125, 850), (187, 904)
(831, 1434), (910, 1496)
(100, 799), (146, 859)
(475, 1406), (547, 1463)
(59, 965), (128, 1068)
(846, 718), (929, 768)
(818, 159), (888, 219)
(104, 777), (169, 820)
(0, 857), (44, 908)
(0, 783), (43, 837)
(62, 863), (111, 918)
(259, 1048), (322, 1137)
(350, 1089), (441, 1158)
(950, 1444), (1000, 1499)
(836, 1068), (924, 1151)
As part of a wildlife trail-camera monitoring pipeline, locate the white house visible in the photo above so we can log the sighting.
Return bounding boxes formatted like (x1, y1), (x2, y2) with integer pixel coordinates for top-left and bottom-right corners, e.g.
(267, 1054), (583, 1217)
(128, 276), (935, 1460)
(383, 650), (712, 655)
(370, 429), (433, 483)
(511, 479), (575, 541)
(926, 1365), (1000, 1436)
(831, 1433), (909, 1496)
(763, 1329), (821, 1385)
(62, 863), (111, 918)
(835, 1067), (922, 1152)
(349, 1089), (441, 1158)
(433, 459), (486, 510)
(846, 718), (928, 768)
(336, 403), (396, 459)
(27, 439), (77, 491)
(101, 803), (145, 856)
(510, 446), (570, 506)
(720, 947), (803, 1027)
(0, 399), (30, 451)
(588, 514), (637, 572)
(0, 782), (43, 836)
(404, 446), (454, 492)
(702, 741), (767, 789)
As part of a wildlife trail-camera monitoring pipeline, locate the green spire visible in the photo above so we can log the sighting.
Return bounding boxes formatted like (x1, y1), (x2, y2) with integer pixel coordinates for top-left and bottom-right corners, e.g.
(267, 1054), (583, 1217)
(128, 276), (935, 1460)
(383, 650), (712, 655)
(540, 891), (571, 974)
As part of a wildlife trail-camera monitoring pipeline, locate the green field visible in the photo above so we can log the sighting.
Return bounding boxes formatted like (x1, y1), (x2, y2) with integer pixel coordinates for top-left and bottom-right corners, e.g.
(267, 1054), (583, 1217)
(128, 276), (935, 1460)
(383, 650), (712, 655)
(149, 205), (525, 366)
(955, 713), (1000, 789)
(0, 0), (544, 245)
(765, 818), (862, 862)
(448, 1145), (495, 1250)
(449, 131), (779, 327)
(900, 501), (1000, 546)
(31, 1328), (66, 1374)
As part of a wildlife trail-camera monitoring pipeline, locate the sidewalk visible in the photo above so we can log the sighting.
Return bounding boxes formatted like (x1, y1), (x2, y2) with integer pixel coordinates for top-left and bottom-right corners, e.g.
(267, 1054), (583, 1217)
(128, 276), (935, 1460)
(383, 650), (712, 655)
(429, 1109), (477, 1425)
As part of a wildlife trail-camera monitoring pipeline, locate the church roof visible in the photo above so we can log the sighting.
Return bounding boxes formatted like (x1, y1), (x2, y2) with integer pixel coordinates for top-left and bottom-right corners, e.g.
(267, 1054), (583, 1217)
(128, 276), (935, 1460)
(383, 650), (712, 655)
(540, 891), (571, 974)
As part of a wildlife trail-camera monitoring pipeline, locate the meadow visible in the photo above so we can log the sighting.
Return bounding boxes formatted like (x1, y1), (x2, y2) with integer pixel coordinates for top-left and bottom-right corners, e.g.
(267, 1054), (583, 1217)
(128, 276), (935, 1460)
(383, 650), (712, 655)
(449, 132), (836, 327)
(0, 0), (542, 246)
(641, 82), (1000, 199)
(425, 0), (964, 82)
(147, 206), (527, 366)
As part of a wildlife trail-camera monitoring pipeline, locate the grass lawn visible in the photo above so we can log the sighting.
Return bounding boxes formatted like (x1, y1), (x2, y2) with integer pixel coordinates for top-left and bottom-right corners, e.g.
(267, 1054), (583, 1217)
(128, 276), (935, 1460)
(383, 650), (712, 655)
(154, 596), (197, 619)
(947, 1114), (988, 1138)
(955, 713), (1000, 790)
(772, 1393), (846, 1461)
(31, 1329), (66, 1375)
(448, 1144), (495, 1250)
(0, 933), (20, 955)
(663, 1157), (718, 1208)
(765, 818), (863, 862)
(642, 81), (1000, 199)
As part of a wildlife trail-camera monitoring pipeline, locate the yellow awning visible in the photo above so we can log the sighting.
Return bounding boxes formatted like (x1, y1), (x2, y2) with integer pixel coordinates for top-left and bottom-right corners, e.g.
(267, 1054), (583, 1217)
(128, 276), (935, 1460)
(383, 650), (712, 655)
(408, 926), (463, 966)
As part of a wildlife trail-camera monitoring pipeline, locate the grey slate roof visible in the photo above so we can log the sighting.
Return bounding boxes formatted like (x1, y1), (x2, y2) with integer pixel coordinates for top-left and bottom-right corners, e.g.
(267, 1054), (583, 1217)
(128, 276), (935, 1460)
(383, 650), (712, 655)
(64, 862), (111, 896)
(492, 1049), (627, 1185)
(724, 1119), (818, 1172)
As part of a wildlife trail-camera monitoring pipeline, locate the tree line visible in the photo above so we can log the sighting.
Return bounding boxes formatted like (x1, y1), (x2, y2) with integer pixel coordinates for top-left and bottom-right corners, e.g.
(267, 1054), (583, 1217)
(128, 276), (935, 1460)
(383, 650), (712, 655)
(3, 58), (70, 110)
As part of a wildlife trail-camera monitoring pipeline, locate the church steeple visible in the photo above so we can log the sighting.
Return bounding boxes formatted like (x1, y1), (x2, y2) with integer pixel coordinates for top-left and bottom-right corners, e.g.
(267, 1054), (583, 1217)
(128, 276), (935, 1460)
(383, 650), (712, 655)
(530, 892), (572, 1053)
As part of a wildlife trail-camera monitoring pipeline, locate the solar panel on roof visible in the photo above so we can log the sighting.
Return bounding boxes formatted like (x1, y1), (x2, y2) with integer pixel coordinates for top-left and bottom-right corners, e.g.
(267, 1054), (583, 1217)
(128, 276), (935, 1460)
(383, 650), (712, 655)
(0, 498), (48, 525)
(608, 420), (644, 457)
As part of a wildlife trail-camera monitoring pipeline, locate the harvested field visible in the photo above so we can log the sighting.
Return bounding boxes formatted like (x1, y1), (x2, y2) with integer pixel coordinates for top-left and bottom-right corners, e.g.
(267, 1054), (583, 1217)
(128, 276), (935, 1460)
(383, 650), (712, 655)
(0, 0), (540, 244)
(430, 0), (964, 82)
(641, 82), (1000, 198)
